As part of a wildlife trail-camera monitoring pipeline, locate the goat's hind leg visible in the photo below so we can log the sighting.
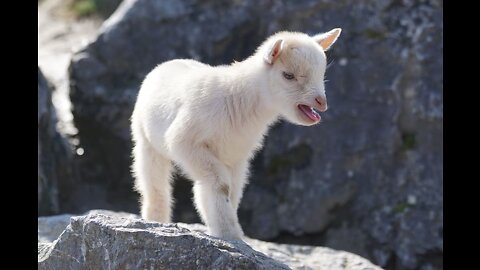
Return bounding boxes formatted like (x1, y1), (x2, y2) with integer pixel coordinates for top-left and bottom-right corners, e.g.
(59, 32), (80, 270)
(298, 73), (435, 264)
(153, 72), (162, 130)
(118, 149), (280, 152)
(132, 139), (173, 223)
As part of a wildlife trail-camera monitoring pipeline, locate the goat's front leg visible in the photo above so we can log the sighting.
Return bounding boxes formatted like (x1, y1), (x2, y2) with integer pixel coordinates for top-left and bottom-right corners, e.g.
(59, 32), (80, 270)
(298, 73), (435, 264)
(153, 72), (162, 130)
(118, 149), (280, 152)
(171, 143), (244, 240)
(230, 161), (249, 213)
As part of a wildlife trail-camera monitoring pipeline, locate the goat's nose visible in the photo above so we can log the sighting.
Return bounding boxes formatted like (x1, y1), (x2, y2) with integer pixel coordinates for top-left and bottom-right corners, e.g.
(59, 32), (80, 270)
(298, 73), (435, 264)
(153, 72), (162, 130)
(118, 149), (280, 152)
(315, 96), (328, 112)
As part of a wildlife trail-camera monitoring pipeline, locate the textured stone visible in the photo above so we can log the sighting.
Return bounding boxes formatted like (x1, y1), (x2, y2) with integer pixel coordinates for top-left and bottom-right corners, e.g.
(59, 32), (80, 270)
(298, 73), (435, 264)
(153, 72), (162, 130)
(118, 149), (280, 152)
(68, 0), (443, 269)
(38, 67), (76, 215)
(38, 211), (382, 270)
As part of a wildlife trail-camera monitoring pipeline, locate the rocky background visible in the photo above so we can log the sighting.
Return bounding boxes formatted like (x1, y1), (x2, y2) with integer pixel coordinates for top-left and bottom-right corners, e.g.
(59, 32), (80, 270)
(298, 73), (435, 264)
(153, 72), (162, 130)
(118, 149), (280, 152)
(38, 0), (443, 269)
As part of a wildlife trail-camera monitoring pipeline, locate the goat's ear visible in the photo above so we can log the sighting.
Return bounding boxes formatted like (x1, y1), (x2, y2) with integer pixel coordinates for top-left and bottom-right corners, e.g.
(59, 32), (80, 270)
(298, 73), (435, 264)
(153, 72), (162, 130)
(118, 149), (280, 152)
(264, 39), (284, 65)
(313, 28), (342, 51)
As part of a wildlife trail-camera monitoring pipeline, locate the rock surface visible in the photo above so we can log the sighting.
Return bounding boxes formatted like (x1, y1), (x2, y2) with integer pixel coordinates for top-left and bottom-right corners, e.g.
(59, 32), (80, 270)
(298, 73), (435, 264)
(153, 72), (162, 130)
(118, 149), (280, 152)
(38, 67), (76, 215)
(38, 0), (103, 137)
(38, 211), (383, 270)
(67, 0), (443, 269)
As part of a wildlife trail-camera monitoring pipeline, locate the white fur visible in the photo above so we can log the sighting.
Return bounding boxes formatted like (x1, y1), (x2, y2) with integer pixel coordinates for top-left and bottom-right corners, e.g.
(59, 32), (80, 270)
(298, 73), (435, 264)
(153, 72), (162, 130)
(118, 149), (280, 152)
(131, 29), (341, 240)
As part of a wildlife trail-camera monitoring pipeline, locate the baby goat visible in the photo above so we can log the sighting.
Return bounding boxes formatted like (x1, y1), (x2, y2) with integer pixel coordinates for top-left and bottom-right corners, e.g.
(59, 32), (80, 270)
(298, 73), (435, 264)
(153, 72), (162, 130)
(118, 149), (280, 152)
(131, 29), (342, 240)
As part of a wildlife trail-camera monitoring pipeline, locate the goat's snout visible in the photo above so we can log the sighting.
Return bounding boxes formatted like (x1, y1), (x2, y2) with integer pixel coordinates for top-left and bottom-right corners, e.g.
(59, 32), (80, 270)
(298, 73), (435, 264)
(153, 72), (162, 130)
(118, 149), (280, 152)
(315, 96), (328, 112)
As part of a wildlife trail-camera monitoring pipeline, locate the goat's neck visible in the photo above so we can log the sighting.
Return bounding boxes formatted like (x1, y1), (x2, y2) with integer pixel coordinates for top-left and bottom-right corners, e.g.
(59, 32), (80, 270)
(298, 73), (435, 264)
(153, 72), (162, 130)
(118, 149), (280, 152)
(223, 58), (280, 128)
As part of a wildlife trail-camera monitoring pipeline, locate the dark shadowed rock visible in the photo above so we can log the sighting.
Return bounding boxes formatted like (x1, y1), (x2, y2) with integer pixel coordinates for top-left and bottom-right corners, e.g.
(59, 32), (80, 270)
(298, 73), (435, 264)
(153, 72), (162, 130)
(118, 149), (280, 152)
(68, 0), (442, 269)
(38, 67), (76, 215)
(38, 211), (383, 270)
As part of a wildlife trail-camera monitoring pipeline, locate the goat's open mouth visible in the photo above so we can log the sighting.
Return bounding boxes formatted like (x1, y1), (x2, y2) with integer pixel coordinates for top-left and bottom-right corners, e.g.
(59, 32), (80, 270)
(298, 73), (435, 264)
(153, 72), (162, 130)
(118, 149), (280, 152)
(297, 104), (321, 123)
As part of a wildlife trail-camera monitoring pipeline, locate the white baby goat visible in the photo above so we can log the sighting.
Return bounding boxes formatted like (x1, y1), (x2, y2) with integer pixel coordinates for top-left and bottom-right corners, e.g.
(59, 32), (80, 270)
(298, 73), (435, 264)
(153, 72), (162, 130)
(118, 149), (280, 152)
(131, 29), (342, 240)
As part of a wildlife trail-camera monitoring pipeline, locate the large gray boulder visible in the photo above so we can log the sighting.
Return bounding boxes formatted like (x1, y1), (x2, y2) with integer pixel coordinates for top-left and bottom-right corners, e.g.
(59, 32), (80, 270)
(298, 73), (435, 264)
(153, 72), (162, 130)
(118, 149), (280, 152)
(38, 211), (383, 270)
(38, 67), (76, 215)
(68, 0), (442, 269)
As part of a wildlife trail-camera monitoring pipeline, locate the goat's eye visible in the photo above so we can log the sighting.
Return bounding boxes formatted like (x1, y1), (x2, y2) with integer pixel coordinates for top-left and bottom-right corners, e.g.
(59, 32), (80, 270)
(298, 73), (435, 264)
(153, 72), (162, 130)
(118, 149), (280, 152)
(282, 72), (295, 80)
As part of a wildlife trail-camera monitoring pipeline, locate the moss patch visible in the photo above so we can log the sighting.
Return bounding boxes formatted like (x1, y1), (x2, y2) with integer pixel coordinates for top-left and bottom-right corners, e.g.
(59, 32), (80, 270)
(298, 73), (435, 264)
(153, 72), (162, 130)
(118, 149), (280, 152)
(267, 143), (313, 175)
(401, 132), (416, 151)
(364, 29), (386, 40)
(392, 202), (409, 214)
(69, 0), (122, 18)
(71, 0), (97, 17)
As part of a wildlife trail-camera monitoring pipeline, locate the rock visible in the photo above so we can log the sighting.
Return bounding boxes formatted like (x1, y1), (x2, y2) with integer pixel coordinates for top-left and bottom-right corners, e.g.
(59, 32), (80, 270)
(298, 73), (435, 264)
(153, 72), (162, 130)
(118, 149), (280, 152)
(38, 214), (72, 243)
(38, 0), (103, 137)
(240, 3), (443, 270)
(38, 67), (76, 215)
(38, 211), (383, 270)
(38, 209), (138, 243)
(68, 0), (443, 269)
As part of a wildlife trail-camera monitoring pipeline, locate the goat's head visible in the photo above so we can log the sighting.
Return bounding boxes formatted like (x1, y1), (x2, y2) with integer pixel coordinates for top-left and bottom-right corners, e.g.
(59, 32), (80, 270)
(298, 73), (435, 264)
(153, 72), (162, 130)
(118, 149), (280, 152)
(262, 29), (342, 126)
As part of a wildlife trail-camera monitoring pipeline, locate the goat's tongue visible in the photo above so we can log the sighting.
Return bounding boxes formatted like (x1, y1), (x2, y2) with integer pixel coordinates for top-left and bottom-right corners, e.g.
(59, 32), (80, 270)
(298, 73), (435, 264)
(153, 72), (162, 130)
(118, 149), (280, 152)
(298, 104), (321, 122)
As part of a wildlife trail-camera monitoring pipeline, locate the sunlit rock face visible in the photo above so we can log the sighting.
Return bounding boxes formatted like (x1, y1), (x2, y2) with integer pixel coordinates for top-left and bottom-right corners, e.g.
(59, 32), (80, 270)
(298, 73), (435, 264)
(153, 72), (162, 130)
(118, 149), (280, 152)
(38, 211), (384, 270)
